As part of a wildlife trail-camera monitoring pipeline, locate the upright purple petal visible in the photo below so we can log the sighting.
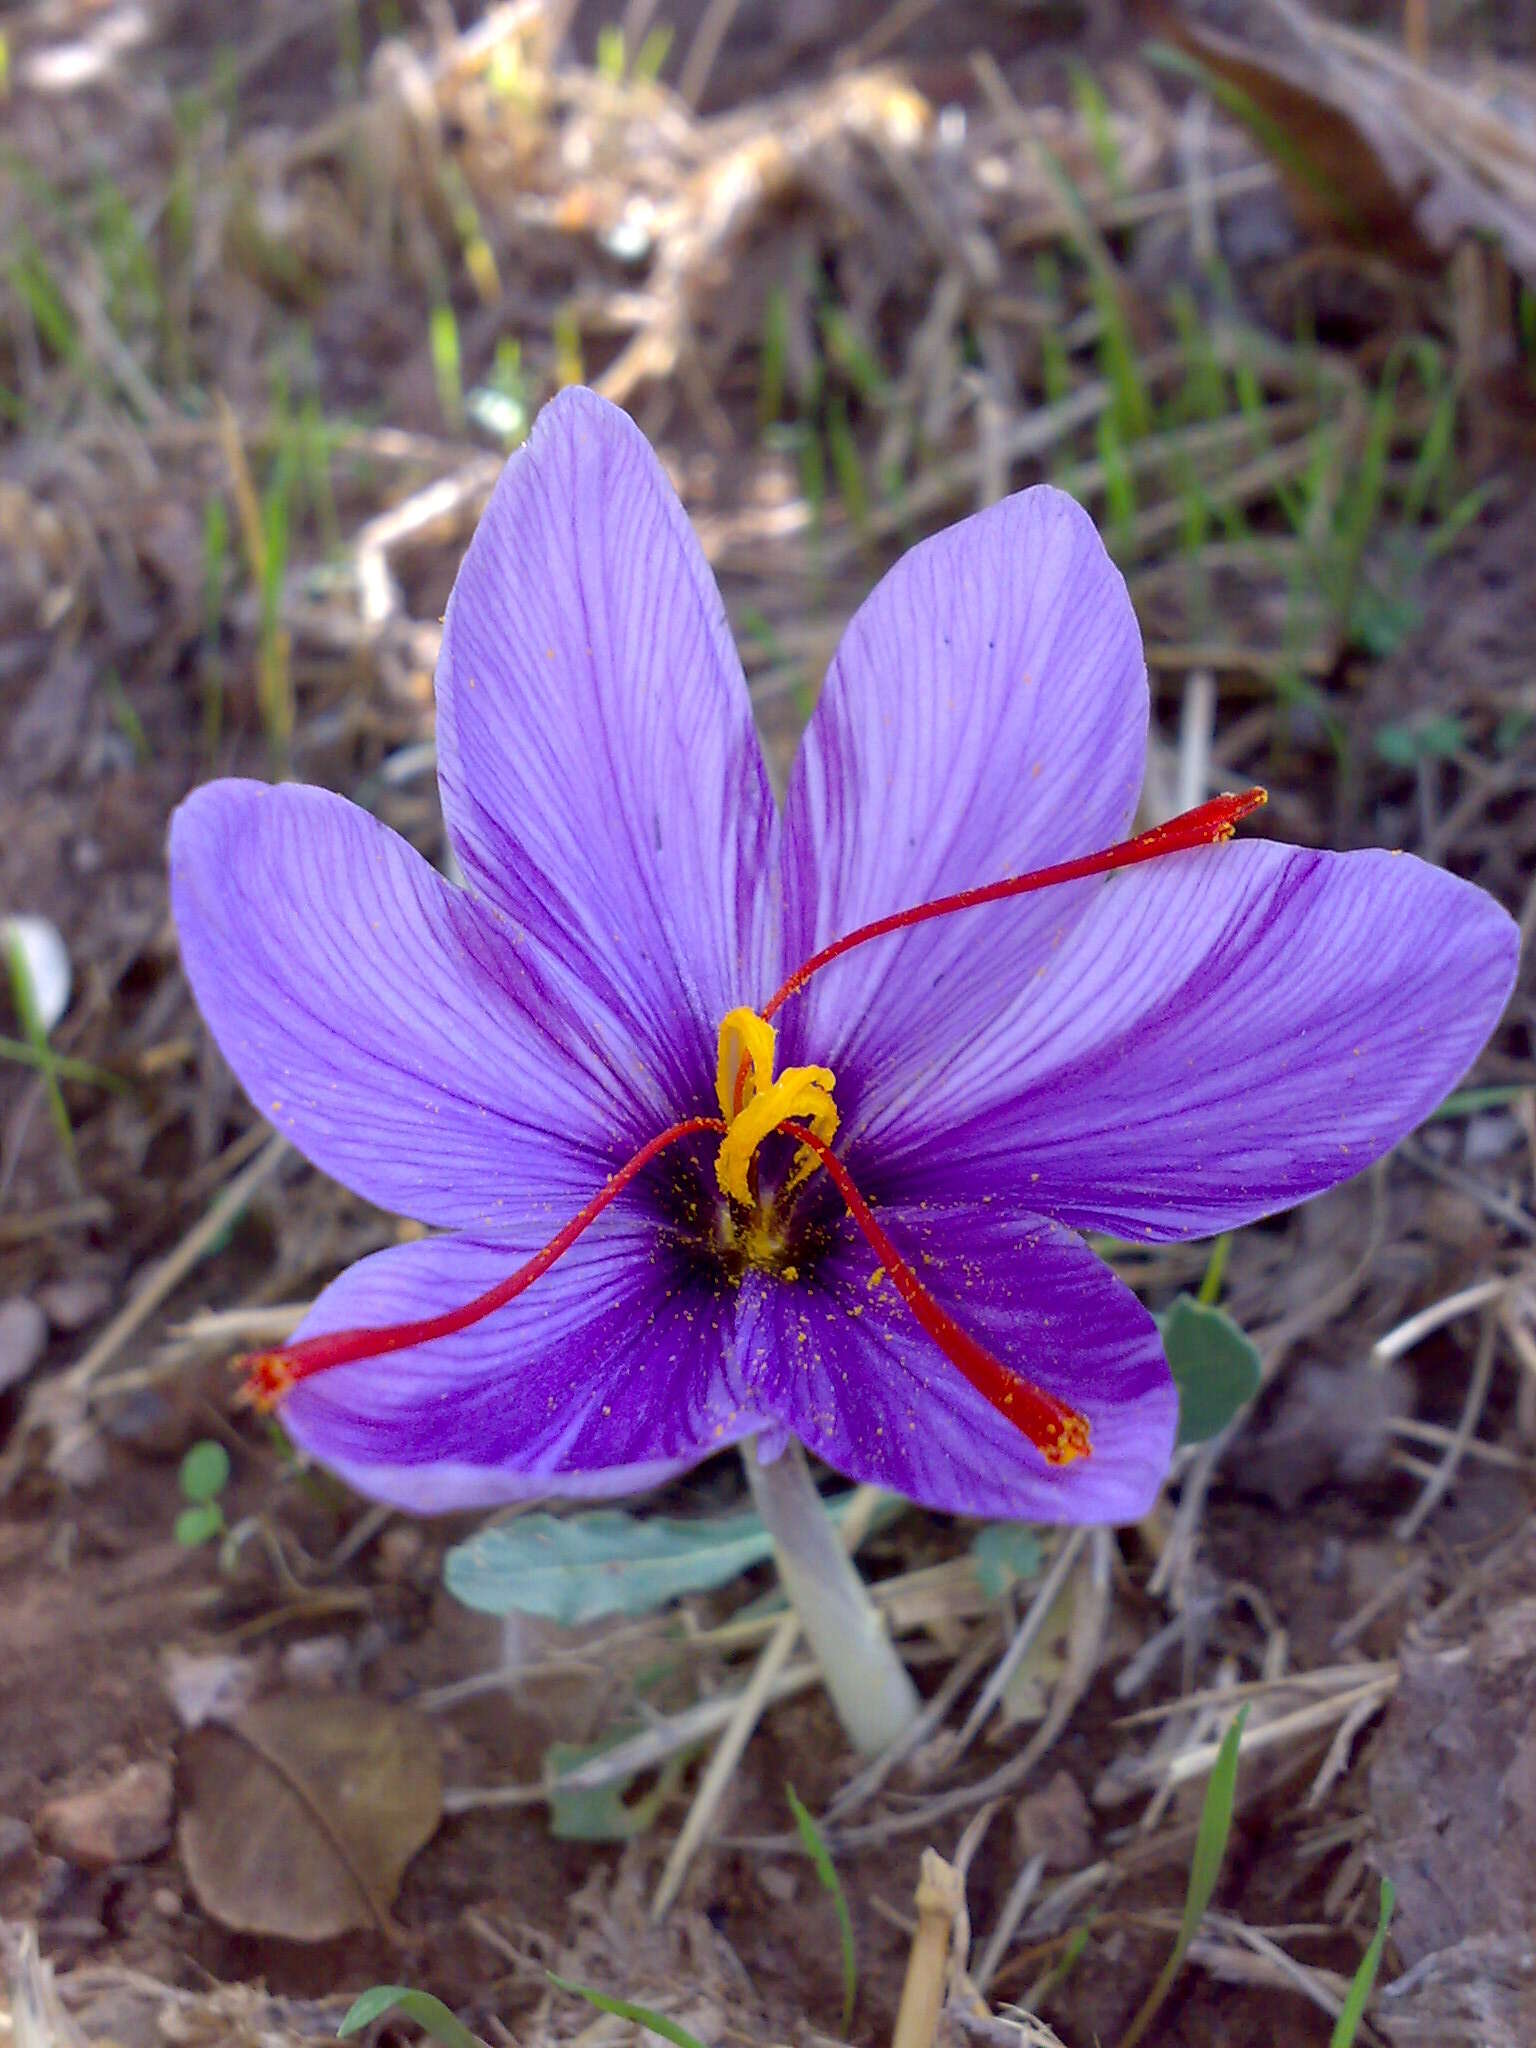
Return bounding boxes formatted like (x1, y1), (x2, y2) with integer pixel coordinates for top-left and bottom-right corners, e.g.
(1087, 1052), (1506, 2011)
(170, 781), (646, 1229)
(777, 486), (1147, 1129)
(436, 389), (779, 1108)
(282, 1221), (772, 1513)
(899, 842), (1520, 1239)
(735, 1200), (1174, 1522)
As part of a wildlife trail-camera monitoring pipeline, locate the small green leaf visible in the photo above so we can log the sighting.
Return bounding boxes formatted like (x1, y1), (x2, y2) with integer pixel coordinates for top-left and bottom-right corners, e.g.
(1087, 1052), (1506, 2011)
(445, 1493), (877, 1624)
(174, 1502), (224, 1548)
(548, 1976), (708, 2048)
(1330, 1878), (1394, 2047)
(337, 1984), (488, 2048)
(545, 1733), (687, 1842)
(970, 1523), (1043, 1599)
(1161, 1295), (1261, 1445)
(1374, 714), (1466, 767)
(787, 1785), (856, 2033)
(179, 1439), (231, 1503)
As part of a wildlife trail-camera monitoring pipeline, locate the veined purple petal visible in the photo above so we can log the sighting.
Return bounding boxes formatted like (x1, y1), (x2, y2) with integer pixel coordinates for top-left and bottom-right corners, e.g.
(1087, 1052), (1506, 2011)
(777, 486), (1147, 1125)
(898, 841), (1520, 1240)
(735, 1201), (1174, 1523)
(281, 1222), (772, 1513)
(436, 388), (779, 1109)
(170, 781), (648, 1230)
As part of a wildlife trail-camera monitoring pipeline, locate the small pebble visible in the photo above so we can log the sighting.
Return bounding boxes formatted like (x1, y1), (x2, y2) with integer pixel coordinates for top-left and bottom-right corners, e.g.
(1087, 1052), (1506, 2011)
(0, 1815), (34, 1870)
(160, 1646), (259, 1730)
(282, 1635), (351, 1689)
(36, 1760), (174, 1871)
(37, 1275), (114, 1333)
(98, 1386), (186, 1455)
(375, 1525), (425, 1582)
(1015, 1768), (1093, 1874)
(0, 1297), (47, 1395)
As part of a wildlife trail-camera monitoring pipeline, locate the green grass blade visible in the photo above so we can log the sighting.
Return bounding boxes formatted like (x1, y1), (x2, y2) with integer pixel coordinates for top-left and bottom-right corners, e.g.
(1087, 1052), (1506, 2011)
(787, 1784), (857, 2033)
(548, 1976), (708, 2048)
(0, 1035), (125, 1092)
(1330, 1879), (1394, 2047)
(338, 1984), (489, 2048)
(1117, 1705), (1247, 2048)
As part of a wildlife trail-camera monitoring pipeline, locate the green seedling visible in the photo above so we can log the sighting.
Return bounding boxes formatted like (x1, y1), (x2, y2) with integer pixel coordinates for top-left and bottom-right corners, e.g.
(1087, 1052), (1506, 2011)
(202, 495), (229, 757)
(548, 1976), (709, 2048)
(1069, 62), (1127, 200)
(339, 1986), (487, 2048)
(787, 1785), (857, 2032)
(1330, 1878), (1394, 2047)
(102, 669), (150, 763)
(429, 303), (464, 434)
(1117, 1706), (1248, 2048)
(631, 26), (673, 83)
(175, 1439), (231, 1548)
(8, 231), (78, 367)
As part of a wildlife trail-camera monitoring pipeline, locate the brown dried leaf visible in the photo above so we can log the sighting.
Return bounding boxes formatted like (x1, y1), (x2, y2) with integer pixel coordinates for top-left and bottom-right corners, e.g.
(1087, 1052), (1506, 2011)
(1143, 0), (1536, 281)
(177, 1694), (441, 1942)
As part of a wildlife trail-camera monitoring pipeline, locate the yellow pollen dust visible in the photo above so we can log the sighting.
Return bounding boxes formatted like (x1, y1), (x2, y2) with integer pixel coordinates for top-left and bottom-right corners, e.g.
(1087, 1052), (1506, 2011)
(1043, 1412), (1092, 1468)
(713, 1006), (838, 1208)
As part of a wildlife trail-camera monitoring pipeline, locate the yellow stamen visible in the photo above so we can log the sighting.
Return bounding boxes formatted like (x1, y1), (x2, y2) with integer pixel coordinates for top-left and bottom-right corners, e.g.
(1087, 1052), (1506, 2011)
(713, 1006), (839, 1207)
(715, 1005), (777, 1120)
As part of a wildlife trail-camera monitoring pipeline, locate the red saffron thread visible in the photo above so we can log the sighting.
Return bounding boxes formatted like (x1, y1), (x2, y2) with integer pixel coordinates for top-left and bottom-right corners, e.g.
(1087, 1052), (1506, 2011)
(761, 787), (1267, 1021)
(241, 1122), (1089, 1461)
(791, 1128), (1090, 1465)
(242, 1115), (723, 1405)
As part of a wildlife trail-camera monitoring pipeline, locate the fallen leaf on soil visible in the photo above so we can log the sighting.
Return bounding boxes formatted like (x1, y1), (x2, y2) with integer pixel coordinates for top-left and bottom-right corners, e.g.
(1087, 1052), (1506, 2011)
(1142, 0), (1536, 280)
(177, 1695), (441, 1942)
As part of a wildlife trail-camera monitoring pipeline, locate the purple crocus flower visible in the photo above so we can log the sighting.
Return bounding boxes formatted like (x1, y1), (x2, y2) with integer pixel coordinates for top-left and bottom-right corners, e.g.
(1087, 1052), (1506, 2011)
(170, 388), (1517, 1525)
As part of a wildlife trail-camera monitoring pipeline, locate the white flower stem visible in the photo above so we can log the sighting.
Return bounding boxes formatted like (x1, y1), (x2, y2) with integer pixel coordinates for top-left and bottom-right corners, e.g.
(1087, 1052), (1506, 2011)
(743, 1437), (922, 1754)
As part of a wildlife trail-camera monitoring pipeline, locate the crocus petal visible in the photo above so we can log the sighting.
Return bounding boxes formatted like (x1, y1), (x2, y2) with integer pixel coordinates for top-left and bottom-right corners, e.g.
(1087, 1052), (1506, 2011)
(435, 388), (779, 1107)
(734, 1201), (1174, 1522)
(777, 486), (1147, 1129)
(899, 842), (1520, 1240)
(281, 1223), (771, 1513)
(171, 780), (649, 1230)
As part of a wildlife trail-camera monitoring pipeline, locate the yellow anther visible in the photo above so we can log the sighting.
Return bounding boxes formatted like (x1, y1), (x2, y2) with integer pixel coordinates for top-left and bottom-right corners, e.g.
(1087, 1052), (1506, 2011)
(715, 1005), (777, 1120)
(713, 1008), (839, 1207)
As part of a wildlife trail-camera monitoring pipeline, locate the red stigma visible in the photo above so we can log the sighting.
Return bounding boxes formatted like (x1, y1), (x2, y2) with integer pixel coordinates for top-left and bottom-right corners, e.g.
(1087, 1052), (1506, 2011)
(790, 1128), (1091, 1465)
(761, 787), (1267, 1021)
(237, 1117), (1086, 1462)
(237, 1115), (724, 1404)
